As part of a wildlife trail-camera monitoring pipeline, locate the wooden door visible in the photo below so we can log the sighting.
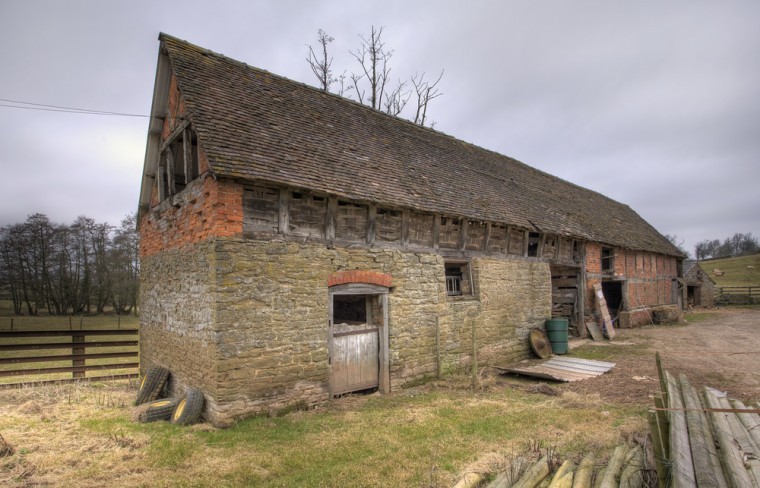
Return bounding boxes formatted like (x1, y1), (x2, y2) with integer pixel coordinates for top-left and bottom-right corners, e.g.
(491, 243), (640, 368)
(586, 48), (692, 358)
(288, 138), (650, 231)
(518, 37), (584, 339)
(331, 322), (379, 395)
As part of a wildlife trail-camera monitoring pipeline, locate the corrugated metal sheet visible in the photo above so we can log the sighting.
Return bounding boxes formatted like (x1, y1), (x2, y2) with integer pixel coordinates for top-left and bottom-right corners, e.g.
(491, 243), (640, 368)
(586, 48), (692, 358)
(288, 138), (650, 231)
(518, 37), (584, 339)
(497, 357), (616, 382)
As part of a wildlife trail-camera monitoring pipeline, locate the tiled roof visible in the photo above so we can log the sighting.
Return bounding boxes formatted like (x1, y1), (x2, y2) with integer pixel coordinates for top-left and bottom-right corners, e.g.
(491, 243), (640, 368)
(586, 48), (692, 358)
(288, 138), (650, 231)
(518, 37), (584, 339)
(158, 33), (683, 257)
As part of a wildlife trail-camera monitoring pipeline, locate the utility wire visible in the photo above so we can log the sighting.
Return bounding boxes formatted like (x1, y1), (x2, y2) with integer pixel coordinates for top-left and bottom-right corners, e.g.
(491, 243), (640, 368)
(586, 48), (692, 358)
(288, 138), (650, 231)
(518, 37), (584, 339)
(0, 98), (149, 118)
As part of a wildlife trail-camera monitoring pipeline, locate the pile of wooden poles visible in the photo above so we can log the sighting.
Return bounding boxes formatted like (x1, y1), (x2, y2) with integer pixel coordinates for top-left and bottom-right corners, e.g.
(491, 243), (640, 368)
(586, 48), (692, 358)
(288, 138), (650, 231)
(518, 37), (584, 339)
(454, 445), (653, 488)
(649, 353), (760, 487)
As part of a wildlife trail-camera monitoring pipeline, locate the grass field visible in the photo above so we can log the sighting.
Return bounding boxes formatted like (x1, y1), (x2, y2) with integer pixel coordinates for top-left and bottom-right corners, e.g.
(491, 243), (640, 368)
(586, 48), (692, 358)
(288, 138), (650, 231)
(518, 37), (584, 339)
(700, 253), (760, 287)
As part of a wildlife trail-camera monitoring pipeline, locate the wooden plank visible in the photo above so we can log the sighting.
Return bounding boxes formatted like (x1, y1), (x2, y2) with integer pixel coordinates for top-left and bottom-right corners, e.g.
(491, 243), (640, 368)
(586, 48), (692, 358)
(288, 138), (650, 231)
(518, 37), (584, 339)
(157, 163), (165, 201)
(325, 196), (337, 240)
(158, 118), (190, 153)
(277, 189), (289, 234)
(401, 210), (409, 247)
(165, 149), (175, 196)
(703, 387), (755, 488)
(183, 127), (190, 184)
(0, 362), (139, 377)
(380, 293), (389, 393)
(0, 330), (137, 338)
(458, 218), (467, 251)
(0, 341), (138, 351)
(577, 244), (586, 337)
(483, 222), (491, 253)
(593, 283), (616, 338)
(585, 321), (603, 341)
(366, 204), (376, 245)
(648, 410), (668, 488)
(331, 325), (379, 395)
(0, 351), (138, 365)
(432, 214), (440, 249)
(678, 375), (722, 488)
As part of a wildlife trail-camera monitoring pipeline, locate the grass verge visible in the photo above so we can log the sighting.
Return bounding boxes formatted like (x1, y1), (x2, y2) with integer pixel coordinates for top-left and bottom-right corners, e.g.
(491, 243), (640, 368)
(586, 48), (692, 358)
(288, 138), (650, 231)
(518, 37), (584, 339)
(0, 375), (644, 487)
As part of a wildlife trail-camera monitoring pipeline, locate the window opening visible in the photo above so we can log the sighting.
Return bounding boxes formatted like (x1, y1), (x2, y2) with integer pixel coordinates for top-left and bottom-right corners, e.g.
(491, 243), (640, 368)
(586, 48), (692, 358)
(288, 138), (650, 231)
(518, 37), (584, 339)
(601, 247), (614, 273)
(527, 232), (540, 257)
(445, 261), (472, 297)
(333, 295), (367, 324)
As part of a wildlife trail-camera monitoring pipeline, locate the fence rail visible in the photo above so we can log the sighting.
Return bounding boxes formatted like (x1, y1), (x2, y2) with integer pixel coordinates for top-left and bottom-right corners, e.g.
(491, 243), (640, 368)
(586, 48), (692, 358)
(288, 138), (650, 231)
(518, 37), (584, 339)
(0, 329), (139, 387)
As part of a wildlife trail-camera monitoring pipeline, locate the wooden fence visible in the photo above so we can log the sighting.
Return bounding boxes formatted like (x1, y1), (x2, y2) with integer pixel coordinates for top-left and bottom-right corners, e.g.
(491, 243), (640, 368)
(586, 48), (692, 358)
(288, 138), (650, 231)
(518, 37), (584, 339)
(716, 285), (759, 304)
(0, 329), (139, 387)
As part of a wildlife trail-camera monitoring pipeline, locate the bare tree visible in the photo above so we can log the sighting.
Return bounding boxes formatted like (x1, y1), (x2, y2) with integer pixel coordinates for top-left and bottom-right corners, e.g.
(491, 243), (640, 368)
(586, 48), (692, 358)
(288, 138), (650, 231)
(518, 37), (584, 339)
(412, 71), (444, 127)
(664, 234), (688, 257)
(382, 79), (410, 116)
(306, 29), (336, 92)
(350, 26), (393, 110)
(305, 26), (444, 124)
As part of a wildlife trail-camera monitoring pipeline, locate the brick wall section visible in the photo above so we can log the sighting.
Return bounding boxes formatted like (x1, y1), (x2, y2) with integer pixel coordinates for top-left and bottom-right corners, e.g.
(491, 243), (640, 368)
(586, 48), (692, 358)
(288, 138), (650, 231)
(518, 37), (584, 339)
(584, 242), (680, 327)
(140, 176), (244, 258)
(327, 270), (392, 288)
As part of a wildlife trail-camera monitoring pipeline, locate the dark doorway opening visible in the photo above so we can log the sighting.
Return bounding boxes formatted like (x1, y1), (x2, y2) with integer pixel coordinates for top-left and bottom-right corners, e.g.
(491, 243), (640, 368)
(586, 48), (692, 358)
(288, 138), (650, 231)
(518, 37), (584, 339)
(687, 285), (701, 306)
(601, 281), (623, 315)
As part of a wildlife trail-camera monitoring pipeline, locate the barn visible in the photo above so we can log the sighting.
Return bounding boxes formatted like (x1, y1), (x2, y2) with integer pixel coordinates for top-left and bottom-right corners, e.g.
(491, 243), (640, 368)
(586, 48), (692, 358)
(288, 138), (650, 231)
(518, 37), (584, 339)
(137, 34), (684, 426)
(682, 260), (716, 307)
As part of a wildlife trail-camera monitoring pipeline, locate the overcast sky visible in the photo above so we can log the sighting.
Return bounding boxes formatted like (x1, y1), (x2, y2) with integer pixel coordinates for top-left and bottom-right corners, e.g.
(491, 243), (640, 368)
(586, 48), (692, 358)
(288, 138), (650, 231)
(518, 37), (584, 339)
(1, 0), (758, 256)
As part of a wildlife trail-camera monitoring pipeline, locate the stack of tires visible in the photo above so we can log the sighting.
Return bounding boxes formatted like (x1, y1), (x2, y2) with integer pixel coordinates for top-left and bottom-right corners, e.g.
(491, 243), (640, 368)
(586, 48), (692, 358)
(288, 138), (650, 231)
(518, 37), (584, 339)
(134, 366), (204, 426)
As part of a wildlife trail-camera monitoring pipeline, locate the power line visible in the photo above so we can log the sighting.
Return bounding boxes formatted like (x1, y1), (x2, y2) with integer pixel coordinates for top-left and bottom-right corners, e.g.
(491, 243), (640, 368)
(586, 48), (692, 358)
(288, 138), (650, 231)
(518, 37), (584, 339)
(0, 98), (149, 118)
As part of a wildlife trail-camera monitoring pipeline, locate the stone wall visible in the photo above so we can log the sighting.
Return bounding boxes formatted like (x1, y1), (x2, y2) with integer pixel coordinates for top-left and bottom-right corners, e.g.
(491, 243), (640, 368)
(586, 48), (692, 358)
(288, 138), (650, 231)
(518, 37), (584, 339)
(140, 236), (553, 426)
(139, 242), (219, 403)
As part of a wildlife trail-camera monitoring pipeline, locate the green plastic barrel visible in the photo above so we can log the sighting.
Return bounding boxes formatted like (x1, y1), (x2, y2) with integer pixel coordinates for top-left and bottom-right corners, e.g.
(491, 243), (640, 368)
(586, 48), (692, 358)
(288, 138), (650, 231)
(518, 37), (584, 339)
(545, 318), (569, 354)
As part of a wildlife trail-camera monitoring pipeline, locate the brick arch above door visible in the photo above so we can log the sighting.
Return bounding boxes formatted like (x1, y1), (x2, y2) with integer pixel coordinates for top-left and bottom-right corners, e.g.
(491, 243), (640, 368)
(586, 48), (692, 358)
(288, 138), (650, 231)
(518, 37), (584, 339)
(327, 270), (392, 288)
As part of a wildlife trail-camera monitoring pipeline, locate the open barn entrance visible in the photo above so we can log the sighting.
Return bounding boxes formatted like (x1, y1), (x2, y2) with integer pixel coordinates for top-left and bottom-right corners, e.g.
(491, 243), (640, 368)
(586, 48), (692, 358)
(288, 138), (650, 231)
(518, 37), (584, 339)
(328, 283), (389, 397)
(601, 280), (624, 316)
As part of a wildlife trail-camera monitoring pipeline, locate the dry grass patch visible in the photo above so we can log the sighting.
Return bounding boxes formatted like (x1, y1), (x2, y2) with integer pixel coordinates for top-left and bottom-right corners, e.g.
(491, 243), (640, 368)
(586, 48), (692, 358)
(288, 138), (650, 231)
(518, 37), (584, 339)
(0, 374), (647, 487)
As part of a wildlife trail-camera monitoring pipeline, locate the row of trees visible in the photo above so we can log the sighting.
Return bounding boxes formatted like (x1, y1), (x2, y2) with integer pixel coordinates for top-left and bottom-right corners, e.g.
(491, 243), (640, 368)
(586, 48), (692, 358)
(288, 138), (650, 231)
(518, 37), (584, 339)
(306, 26), (444, 127)
(0, 213), (139, 316)
(694, 232), (759, 260)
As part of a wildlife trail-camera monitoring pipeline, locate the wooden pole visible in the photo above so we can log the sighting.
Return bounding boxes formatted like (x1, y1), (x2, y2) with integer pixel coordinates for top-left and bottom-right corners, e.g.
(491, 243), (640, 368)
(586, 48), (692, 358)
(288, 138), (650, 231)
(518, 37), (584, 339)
(647, 411), (668, 488)
(678, 375), (722, 488)
(72, 333), (85, 380)
(599, 446), (627, 488)
(435, 316), (441, 379)
(665, 371), (697, 488)
(703, 387), (755, 488)
(470, 318), (478, 388)
(572, 453), (594, 488)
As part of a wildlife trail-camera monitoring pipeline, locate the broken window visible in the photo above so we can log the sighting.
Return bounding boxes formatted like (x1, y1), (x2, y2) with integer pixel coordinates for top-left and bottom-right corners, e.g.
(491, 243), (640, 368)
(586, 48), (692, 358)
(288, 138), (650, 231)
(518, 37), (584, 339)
(157, 125), (199, 200)
(527, 232), (541, 257)
(601, 247), (614, 273)
(445, 261), (472, 297)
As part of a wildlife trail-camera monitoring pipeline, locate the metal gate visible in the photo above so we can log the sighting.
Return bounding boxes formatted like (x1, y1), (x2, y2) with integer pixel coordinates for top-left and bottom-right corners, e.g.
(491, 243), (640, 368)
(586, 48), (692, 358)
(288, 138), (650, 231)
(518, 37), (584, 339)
(331, 323), (379, 395)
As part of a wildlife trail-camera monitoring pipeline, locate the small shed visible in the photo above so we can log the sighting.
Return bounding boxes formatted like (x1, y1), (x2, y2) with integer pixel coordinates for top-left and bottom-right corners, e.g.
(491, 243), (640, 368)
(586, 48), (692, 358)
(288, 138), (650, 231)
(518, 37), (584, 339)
(683, 260), (716, 307)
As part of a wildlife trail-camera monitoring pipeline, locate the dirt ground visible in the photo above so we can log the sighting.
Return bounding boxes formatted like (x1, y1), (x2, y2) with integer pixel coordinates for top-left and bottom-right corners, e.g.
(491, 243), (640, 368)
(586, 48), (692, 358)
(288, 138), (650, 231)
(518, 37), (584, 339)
(561, 307), (760, 406)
